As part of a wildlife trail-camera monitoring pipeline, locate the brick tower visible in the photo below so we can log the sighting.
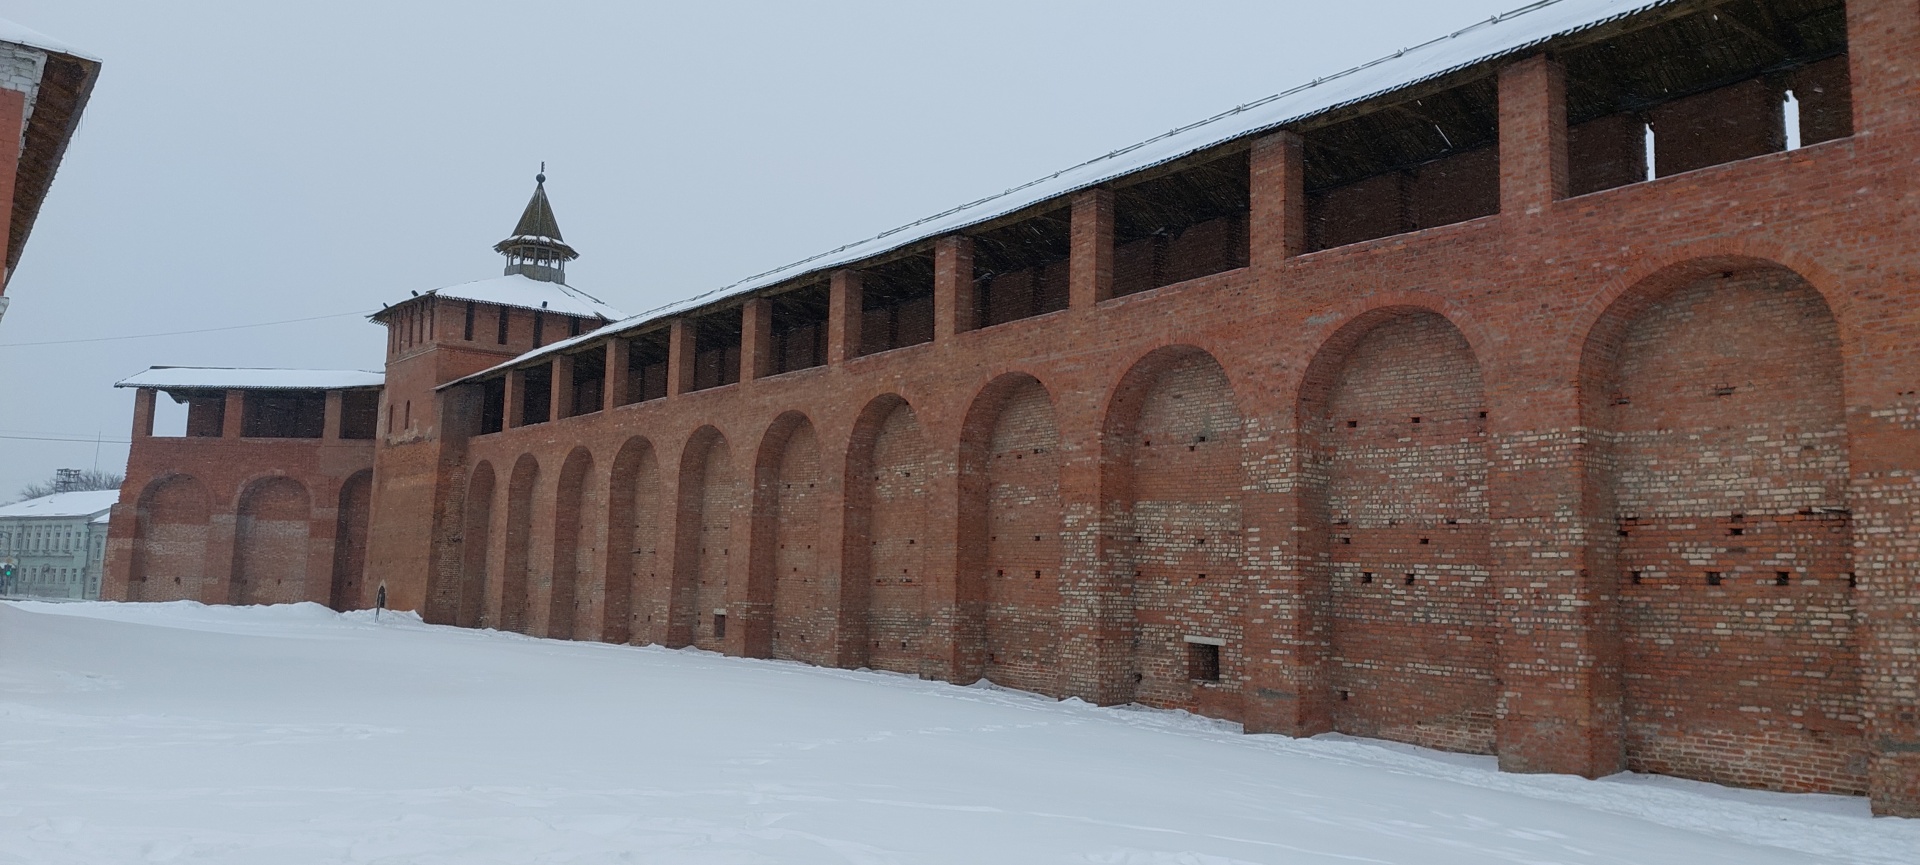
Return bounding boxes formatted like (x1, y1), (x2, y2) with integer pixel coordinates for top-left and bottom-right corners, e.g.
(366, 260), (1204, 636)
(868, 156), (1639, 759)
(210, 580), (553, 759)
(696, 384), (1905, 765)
(361, 174), (619, 613)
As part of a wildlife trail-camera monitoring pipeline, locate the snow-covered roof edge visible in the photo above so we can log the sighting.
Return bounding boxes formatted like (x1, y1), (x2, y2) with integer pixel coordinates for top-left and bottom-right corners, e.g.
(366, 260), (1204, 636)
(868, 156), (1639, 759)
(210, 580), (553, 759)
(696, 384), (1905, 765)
(115, 366), (385, 391)
(0, 489), (120, 519)
(445, 0), (1676, 390)
(0, 17), (99, 62)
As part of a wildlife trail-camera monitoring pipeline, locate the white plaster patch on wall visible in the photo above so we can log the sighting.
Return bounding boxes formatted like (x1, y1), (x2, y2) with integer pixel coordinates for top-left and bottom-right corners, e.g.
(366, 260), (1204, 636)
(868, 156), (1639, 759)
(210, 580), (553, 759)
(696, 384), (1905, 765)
(0, 42), (45, 145)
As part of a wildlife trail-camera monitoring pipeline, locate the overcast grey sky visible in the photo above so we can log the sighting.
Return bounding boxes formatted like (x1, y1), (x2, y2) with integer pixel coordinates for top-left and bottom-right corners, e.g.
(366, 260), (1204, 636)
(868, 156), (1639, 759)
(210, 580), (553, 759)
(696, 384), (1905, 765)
(0, 0), (1519, 499)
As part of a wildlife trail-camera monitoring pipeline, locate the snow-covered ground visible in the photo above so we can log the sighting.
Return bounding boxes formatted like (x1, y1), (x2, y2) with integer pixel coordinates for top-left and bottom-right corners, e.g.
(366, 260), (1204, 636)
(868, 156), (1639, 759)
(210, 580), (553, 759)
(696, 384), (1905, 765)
(1, 601), (1913, 864)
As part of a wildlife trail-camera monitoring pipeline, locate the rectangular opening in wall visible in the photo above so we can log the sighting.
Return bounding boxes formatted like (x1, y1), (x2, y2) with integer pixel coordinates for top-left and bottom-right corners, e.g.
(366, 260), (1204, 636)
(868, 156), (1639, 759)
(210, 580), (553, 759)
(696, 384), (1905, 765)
(859, 251), (935, 356)
(1303, 76), (1499, 252)
(568, 349), (604, 417)
(692, 308), (743, 392)
(713, 612), (727, 639)
(1112, 149), (1249, 297)
(340, 390), (380, 439)
(495, 305), (511, 345)
(241, 390), (326, 438)
(970, 206), (1070, 328)
(149, 391), (190, 437)
(769, 282), (829, 375)
(179, 390), (225, 437)
(623, 329), (670, 405)
(519, 365), (552, 427)
(1562, 0), (1849, 196)
(478, 378), (505, 435)
(1184, 636), (1223, 682)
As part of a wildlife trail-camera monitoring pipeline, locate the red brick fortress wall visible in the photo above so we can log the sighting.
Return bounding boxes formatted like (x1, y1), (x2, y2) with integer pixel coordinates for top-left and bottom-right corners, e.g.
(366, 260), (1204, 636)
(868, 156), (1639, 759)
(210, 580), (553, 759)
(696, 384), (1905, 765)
(361, 0), (1919, 815)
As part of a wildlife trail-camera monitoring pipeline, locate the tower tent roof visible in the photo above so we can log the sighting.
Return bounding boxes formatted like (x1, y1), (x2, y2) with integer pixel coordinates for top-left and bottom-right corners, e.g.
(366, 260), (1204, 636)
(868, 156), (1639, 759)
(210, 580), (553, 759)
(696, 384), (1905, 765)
(493, 175), (578, 261)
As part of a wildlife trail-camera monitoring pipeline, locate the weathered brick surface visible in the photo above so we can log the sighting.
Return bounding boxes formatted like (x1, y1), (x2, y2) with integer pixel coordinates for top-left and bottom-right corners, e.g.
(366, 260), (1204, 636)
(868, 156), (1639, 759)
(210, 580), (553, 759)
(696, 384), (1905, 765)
(106, 0), (1920, 816)
(1315, 311), (1498, 754)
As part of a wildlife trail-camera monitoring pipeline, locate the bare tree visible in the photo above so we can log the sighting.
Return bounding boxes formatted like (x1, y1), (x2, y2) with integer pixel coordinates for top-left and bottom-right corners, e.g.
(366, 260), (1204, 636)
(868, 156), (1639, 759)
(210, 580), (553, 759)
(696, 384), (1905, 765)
(15, 468), (124, 503)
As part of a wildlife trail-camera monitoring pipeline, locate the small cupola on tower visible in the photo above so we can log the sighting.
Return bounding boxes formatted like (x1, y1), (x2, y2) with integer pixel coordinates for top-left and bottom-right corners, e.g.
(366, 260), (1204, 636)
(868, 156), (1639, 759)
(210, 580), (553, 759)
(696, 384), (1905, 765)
(493, 168), (578, 284)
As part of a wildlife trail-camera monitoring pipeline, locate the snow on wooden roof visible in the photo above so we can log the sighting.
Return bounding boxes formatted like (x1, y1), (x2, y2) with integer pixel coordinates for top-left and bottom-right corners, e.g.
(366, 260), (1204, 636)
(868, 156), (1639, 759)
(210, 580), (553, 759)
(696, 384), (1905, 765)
(0, 17), (99, 62)
(114, 367), (385, 391)
(406, 274), (622, 320)
(448, 0), (1675, 388)
(0, 490), (119, 519)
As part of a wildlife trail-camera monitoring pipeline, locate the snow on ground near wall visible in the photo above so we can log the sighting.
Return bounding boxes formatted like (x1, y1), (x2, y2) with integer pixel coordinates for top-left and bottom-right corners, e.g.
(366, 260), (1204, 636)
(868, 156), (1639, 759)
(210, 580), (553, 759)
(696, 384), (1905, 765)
(0, 601), (1912, 865)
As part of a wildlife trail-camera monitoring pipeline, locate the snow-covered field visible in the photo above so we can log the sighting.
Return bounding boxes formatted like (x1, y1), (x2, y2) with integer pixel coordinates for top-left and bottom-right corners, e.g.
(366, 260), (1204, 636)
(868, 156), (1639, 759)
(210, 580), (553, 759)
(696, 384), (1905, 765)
(1, 601), (1913, 864)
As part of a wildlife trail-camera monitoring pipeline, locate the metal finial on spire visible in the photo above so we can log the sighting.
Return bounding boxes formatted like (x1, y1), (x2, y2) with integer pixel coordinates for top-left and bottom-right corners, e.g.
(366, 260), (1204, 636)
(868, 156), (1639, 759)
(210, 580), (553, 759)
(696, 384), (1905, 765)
(536, 161), (545, 184)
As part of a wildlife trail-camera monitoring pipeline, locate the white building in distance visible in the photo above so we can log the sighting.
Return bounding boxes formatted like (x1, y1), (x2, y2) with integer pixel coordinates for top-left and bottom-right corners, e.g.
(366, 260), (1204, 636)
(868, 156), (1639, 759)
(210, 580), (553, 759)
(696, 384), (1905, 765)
(0, 489), (117, 600)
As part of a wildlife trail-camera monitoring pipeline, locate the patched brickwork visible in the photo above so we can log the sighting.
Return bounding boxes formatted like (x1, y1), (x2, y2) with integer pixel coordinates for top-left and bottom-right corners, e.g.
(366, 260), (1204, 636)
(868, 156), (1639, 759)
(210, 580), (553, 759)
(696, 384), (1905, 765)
(686, 432), (740, 653)
(978, 377), (1064, 696)
(232, 477), (312, 606)
(1595, 268), (1864, 794)
(328, 470), (373, 611)
(499, 455), (538, 634)
(455, 463), (494, 628)
(127, 475), (212, 602)
(1112, 350), (1246, 710)
(1314, 311), (1497, 754)
(859, 398), (931, 674)
(549, 448), (595, 641)
(766, 418), (828, 663)
(606, 439), (661, 646)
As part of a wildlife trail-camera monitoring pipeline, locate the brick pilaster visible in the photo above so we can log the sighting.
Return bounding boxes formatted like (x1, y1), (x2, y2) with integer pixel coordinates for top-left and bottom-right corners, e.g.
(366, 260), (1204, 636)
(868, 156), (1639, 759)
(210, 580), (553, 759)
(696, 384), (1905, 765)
(935, 236), (975, 339)
(1499, 55), (1569, 216)
(1069, 189), (1114, 308)
(1250, 131), (1306, 266)
(828, 269), (863, 363)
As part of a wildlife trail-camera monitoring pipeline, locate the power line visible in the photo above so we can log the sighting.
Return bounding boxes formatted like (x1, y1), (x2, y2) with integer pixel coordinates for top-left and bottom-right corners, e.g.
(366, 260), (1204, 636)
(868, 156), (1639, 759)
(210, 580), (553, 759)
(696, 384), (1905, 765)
(0, 433), (131, 444)
(0, 309), (376, 348)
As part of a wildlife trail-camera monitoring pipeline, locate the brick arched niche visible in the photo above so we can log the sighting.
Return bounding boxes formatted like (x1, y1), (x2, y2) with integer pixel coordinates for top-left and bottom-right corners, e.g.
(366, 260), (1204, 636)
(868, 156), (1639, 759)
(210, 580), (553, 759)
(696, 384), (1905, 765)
(328, 469), (373, 612)
(1103, 346), (1247, 710)
(500, 454), (540, 634)
(1579, 259), (1862, 794)
(1298, 306), (1497, 754)
(549, 447), (597, 641)
(231, 476), (314, 606)
(846, 394), (930, 675)
(452, 461), (494, 629)
(606, 437), (662, 646)
(130, 474), (213, 603)
(958, 373), (1064, 696)
(750, 411), (827, 664)
(676, 426), (740, 652)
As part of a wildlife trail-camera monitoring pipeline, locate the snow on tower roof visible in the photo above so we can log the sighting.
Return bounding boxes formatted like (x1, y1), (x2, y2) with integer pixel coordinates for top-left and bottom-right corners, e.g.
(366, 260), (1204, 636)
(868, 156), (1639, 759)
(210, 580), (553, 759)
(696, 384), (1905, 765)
(0, 490), (119, 519)
(114, 367), (385, 391)
(415, 273), (621, 320)
(447, 0), (1676, 388)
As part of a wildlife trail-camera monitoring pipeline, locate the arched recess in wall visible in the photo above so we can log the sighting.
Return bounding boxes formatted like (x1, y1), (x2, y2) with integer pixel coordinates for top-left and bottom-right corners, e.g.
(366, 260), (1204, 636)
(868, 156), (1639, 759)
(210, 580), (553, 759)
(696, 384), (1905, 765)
(677, 426), (740, 653)
(846, 394), (930, 675)
(1103, 345), (1247, 709)
(328, 470), (373, 612)
(958, 373), (1064, 697)
(456, 461), (495, 629)
(752, 411), (826, 664)
(231, 476), (313, 606)
(550, 447), (597, 642)
(501, 454), (540, 634)
(606, 437), (661, 646)
(1579, 258), (1861, 795)
(1298, 306), (1497, 755)
(130, 474), (213, 603)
